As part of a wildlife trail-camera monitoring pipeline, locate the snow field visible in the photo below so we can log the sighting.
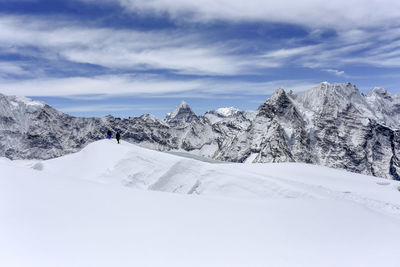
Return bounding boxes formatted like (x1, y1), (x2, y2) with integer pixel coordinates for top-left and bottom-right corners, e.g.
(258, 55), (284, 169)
(31, 140), (400, 216)
(1, 139), (400, 267)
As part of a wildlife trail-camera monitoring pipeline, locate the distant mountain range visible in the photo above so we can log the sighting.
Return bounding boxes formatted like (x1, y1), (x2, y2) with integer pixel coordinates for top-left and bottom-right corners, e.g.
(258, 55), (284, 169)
(1, 82), (399, 179)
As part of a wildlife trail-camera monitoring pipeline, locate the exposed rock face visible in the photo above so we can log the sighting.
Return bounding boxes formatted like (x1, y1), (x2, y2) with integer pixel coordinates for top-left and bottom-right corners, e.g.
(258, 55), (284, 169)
(165, 101), (198, 126)
(365, 87), (400, 129)
(1, 82), (399, 179)
(290, 82), (400, 179)
(214, 88), (312, 164)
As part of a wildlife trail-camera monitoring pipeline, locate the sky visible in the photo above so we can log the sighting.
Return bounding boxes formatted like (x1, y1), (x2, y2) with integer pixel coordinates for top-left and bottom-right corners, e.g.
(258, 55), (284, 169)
(1, 0), (400, 118)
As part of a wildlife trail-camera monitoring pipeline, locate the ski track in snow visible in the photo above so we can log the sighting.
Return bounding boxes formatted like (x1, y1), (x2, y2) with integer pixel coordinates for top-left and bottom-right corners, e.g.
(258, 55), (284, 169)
(250, 171), (400, 218)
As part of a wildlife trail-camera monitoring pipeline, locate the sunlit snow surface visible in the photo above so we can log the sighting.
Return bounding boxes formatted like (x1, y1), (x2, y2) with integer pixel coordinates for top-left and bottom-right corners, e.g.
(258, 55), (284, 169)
(1, 140), (400, 267)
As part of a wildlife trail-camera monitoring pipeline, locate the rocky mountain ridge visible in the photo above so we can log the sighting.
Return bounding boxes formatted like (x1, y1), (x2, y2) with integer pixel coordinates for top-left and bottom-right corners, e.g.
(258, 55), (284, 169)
(0, 82), (399, 179)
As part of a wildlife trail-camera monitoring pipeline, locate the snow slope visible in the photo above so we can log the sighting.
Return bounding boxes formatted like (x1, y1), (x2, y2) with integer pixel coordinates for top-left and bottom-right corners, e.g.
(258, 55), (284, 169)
(1, 140), (400, 267)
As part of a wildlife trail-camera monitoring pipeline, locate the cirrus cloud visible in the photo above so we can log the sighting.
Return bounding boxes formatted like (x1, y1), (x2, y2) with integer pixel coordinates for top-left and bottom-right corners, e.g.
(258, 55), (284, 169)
(114, 0), (400, 30)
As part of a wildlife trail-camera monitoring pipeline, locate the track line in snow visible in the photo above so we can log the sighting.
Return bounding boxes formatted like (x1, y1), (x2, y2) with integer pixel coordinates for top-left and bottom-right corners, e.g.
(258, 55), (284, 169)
(242, 170), (400, 218)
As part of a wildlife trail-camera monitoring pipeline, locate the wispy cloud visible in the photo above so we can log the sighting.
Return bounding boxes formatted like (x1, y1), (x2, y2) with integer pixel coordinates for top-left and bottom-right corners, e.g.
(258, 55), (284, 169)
(261, 46), (316, 59)
(3, 12), (398, 82)
(257, 27), (400, 70)
(2, 13), (399, 84)
(59, 104), (165, 113)
(0, 62), (31, 77)
(111, 0), (400, 30)
(0, 73), (317, 97)
(323, 69), (345, 76)
(0, 15), (281, 76)
(0, 74), (202, 96)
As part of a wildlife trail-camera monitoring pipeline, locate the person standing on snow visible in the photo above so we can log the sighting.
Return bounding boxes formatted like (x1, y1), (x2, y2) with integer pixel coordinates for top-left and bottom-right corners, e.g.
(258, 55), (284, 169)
(116, 132), (121, 144)
(107, 130), (112, 139)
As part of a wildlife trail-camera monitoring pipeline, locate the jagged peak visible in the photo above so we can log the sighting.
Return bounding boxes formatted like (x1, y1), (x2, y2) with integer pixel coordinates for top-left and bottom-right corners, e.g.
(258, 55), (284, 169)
(0, 93), (45, 114)
(177, 100), (189, 108)
(311, 81), (331, 91)
(4, 94), (45, 108)
(165, 100), (197, 125)
(257, 88), (289, 111)
(168, 100), (194, 117)
(370, 87), (389, 96)
(308, 82), (360, 97)
(314, 81), (354, 88)
(291, 82), (360, 115)
(268, 87), (288, 102)
(320, 81), (331, 87)
(257, 87), (294, 118)
(140, 114), (159, 122)
(274, 87), (286, 94)
(215, 107), (239, 117)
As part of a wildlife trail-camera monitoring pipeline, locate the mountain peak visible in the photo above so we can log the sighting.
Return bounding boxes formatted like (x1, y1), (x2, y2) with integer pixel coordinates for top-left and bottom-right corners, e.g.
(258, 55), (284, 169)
(168, 101), (193, 117)
(309, 82), (360, 97)
(294, 82), (364, 115)
(165, 101), (197, 126)
(215, 107), (239, 117)
(321, 81), (331, 87)
(0, 93), (45, 116)
(1, 93), (45, 109)
(140, 114), (161, 123)
(257, 88), (292, 118)
(177, 100), (189, 108)
(270, 87), (287, 98)
(370, 87), (389, 96)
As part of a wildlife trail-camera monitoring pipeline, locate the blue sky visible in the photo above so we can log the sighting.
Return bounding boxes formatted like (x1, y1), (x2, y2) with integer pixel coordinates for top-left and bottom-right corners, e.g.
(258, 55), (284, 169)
(1, 0), (400, 118)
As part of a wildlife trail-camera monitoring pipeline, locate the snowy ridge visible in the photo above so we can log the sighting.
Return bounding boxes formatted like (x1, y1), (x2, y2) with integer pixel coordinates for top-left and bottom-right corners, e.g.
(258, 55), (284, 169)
(11, 140), (400, 216)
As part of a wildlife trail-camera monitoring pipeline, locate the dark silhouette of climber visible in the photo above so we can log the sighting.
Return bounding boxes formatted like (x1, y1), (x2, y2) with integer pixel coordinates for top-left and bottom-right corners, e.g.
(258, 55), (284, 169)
(107, 130), (112, 139)
(116, 132), (121, 144)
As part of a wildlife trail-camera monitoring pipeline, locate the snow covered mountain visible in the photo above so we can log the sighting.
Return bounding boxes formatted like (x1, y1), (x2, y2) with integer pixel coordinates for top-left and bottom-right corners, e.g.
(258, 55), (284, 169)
(164, 100), (198, 126)
(1, 140), (400, 267)
(1, 82), (399, 179)
(365, 87), (400, 129)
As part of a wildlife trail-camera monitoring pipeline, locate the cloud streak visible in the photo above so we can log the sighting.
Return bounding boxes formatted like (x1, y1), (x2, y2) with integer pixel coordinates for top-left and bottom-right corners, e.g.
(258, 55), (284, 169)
(323, 69), (345, 76)
(1, 13), (400, 79)
(115, 0), (400, 30)
(0, 15), (281, 76)
(59, 104), (166, 113)
(0, 73), (317, 97)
